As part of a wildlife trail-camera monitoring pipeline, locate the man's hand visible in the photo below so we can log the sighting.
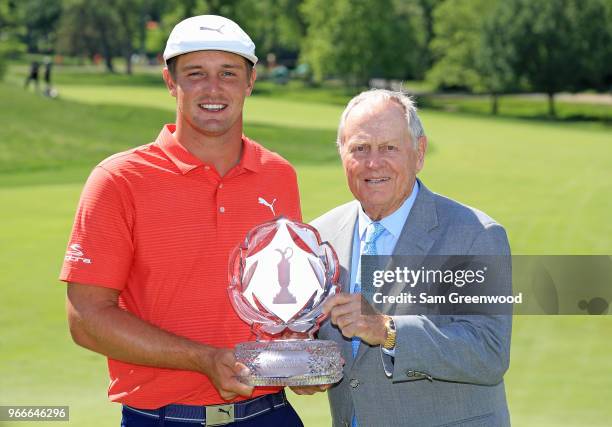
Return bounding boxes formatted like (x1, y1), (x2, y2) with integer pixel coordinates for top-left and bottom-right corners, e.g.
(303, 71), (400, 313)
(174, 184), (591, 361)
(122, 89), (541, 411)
(204, 348), (254, 401)
(289, 384), (332, 395)
(67, 283), (253, 401)
(323, 293), (388, 346)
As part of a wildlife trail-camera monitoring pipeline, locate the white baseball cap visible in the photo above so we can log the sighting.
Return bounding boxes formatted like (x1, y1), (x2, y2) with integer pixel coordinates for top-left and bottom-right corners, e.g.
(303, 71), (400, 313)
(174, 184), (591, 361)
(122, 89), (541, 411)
(163, 15), (258, 65)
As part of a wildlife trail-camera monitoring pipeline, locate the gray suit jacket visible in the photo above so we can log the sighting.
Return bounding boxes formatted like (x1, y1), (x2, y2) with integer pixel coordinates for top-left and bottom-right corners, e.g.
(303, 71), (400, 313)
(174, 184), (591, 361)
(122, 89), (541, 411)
(311, 181), (512, 427)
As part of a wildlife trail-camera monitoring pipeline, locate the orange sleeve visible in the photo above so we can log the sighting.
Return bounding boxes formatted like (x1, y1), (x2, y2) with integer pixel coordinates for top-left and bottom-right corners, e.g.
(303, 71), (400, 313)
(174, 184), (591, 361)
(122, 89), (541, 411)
(59, 166), (134, 290)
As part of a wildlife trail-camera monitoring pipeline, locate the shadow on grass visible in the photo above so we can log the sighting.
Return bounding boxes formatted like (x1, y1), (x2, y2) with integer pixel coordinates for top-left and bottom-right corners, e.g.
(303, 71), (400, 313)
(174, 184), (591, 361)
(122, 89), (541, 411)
(417, 95), (612, 125)
(11, 63), (355, 106)
(251, 82), (358, 107)
(9, 66), (164, 88)
(0, 83), (353, 187)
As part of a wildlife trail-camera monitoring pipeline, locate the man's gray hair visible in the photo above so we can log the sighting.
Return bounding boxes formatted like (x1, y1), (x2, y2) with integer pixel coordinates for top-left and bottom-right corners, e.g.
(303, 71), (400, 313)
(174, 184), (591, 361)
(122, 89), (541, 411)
(336, 89), (425, 149)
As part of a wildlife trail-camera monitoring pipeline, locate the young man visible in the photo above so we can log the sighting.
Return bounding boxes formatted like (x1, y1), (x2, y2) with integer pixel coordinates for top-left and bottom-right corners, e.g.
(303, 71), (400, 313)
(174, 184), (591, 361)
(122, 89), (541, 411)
(60, 15), (303, 426)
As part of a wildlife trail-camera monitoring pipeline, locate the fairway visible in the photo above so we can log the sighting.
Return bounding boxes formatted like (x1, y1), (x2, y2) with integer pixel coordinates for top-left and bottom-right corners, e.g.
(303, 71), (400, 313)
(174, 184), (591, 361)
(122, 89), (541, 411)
(1, 80), (611, 426)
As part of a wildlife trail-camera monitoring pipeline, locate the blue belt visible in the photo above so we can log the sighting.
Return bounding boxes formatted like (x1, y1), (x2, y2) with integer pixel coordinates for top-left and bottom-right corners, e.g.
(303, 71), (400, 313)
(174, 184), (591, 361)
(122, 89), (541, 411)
(123, 390), (287, 425)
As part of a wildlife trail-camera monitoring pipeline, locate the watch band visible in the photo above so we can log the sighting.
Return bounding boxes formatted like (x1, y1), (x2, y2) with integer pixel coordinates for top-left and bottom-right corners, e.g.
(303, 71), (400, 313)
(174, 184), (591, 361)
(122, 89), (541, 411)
(383, 317), (396, 350)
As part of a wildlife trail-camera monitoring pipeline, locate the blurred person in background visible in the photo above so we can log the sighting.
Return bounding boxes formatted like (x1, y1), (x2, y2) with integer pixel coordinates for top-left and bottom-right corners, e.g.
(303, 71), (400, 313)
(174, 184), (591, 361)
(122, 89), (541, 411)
(24, 60), (40, 91)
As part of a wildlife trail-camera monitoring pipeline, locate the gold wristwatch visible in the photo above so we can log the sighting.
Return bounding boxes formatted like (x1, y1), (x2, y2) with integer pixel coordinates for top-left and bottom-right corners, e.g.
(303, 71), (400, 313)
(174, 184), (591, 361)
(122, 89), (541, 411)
(383, 317), (396, 350)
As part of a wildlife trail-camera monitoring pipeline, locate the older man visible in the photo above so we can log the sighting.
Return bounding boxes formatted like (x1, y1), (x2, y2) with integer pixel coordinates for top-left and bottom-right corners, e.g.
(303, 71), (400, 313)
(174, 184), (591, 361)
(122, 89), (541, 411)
(60, 15), (303, 426)
(308, 90), (511, 427)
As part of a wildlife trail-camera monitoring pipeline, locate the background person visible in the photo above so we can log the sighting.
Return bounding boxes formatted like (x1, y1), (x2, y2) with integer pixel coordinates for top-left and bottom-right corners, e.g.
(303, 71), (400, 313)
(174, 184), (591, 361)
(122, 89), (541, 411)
(43, 57), (55, 97)
(24, 60), (40, 91)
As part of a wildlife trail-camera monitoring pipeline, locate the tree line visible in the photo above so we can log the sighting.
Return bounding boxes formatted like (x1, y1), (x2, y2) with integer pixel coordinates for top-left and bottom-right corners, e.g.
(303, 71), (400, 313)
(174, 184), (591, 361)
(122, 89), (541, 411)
(1, 0), (611, 116)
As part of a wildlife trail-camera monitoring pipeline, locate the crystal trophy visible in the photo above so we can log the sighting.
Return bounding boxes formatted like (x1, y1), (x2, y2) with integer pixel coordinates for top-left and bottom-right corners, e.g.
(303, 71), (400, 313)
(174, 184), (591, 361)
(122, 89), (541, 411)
(228, 217), (343, 386)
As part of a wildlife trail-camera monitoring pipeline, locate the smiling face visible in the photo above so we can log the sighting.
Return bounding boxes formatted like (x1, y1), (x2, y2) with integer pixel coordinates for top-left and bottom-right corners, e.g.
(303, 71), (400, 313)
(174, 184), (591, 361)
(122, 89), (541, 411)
(163, 50), (256, 139)
(340, 99), (426, 220)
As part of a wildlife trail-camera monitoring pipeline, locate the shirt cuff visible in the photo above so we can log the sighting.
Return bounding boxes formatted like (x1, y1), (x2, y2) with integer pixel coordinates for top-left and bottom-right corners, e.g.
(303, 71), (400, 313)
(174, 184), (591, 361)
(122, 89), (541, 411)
(380, 346), (395, 377)
(381, 346), (396, 357)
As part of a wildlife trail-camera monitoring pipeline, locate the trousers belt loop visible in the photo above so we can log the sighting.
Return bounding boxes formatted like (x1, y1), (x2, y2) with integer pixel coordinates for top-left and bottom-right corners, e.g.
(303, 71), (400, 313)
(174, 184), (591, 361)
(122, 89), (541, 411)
(158, 405), (166, 424)
(266, 389), (285, 412)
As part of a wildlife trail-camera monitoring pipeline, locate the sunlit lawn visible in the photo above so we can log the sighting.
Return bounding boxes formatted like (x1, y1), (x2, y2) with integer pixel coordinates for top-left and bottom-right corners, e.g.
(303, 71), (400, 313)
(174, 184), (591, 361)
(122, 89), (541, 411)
(0, 74), (611, 426)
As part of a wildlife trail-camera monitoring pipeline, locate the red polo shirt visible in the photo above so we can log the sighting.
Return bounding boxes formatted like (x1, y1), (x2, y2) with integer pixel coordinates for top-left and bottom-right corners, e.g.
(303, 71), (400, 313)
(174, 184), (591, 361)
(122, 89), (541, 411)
(60, 124), (301, 408)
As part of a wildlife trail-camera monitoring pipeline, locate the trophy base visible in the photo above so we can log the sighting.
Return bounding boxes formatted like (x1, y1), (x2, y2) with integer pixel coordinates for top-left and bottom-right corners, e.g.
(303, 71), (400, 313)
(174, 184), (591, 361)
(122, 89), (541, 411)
(235, 339), (343, 386)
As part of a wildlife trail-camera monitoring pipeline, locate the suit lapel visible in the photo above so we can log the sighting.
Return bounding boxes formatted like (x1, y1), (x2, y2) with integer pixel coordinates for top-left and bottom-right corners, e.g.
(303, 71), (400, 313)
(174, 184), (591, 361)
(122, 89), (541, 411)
(325, 201), (359, 294)
(322, 202), (359, 368)
(393, 180), (438, 256)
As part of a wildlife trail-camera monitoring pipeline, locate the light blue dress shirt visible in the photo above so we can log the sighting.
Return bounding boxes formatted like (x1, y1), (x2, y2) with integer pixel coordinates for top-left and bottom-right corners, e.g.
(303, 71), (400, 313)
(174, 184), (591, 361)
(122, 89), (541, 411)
(350, 180), (419, 292)
(349, 180), (419, 355)
(348, 181), (418, 427)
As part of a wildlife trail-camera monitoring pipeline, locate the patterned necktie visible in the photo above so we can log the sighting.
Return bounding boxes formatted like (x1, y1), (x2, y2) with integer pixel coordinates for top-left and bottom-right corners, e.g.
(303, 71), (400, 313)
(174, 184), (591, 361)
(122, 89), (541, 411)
(352, 222), (386, 358)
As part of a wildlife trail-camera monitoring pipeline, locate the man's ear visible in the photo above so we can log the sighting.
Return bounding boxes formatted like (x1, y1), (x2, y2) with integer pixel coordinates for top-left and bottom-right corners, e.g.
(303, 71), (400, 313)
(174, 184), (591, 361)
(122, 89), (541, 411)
(162, 67), (177, 98)
(245, 67), (257, 97)
(416, 136), (427, 172)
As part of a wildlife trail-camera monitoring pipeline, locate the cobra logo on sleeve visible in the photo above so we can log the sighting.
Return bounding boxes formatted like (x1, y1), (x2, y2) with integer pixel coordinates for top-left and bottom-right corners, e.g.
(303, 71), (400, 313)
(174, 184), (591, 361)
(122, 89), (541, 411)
(65, 243), (93, 264)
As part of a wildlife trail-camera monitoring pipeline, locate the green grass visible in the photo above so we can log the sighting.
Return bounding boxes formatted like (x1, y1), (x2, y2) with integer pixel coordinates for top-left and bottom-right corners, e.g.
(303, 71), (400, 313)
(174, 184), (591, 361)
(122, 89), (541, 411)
(9, 63), (166, 87)
(0, 84), (343, 173)
(1, 72), (611, 427)
(421, 93), (612, 123)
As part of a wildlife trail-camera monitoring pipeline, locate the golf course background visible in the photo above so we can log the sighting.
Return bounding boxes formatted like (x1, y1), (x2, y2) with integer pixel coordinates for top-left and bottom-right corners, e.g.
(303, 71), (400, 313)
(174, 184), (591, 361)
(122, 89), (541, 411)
(1, 66), (611, 426)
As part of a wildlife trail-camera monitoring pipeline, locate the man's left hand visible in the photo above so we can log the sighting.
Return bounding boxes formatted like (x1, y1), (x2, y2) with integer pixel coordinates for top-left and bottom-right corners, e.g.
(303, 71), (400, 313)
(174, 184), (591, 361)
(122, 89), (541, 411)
(322, 293), (388, 346)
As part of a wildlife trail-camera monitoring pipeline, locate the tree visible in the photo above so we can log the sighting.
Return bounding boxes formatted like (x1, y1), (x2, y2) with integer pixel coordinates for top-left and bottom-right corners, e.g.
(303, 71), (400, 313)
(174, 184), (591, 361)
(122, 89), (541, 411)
(20, 0), (62, 54)
(567, 0), (612, 92)
(491, 0), (612, 117)
(428, 0), (611, 116)
(238, 0), (305, 63)
(0, 0), (27, 80)
(56, 0), (147, 74)
(57, 0), (113, 72)
(300, 0), (427, 86)
(478, 1), (520, 114)
(426, 0), (516, 114)
(415, 0), (444, 71)
(427, 0), (496, 92)
(114, 0), (146, 74)
(391, 0), (430, 80)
